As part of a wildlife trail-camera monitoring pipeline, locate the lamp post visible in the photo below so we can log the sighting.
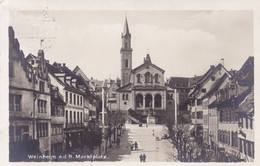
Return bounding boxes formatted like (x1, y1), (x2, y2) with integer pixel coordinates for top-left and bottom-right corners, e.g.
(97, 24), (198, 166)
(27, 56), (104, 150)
(175, 89), (178, 125)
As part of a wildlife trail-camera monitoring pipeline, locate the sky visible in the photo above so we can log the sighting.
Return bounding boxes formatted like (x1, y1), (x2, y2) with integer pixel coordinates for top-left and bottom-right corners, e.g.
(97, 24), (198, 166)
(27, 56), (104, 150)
(9, 10), (253, 80)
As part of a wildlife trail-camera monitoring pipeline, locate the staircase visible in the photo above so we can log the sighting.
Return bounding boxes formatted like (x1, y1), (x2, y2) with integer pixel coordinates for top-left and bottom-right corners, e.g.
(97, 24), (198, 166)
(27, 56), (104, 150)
(128, 114), (140, 124)
(128, 108), (146, 124)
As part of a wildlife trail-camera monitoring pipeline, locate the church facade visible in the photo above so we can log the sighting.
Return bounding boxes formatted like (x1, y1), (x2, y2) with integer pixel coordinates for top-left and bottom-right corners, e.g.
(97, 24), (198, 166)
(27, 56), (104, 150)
(117, 18), (178, 124)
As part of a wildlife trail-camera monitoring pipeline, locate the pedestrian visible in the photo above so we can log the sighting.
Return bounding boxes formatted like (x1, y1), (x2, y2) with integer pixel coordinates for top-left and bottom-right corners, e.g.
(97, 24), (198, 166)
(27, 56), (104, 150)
(130, 144), (133, 151)
(134, 141), (138, 150)
(143, 153), (146, 162)
(116, 137), (121, 148)
(139, 154), (143, 162)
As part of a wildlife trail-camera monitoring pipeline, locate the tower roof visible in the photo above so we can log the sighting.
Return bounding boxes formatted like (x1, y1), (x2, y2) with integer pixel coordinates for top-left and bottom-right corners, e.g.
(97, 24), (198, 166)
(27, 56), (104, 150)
(122, 17), (130, 36)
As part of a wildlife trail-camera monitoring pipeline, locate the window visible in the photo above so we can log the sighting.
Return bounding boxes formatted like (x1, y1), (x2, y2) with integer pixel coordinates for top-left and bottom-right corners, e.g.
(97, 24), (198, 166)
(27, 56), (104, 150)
(136, 94), (143, 107)
(9, 94), (21, 111)
(80, 112), (83, 123)
(74, 94), (76, 105)
(77, 95), (79, 105)
(125, 42), (127, 48)
(145, 72), (152, 83)
(74, 112), (76, 123)
(154, 74), (159, 83)
(37, 99), (47, 113)
(136, 74), (141, 83)
(246, 117), (248, 129)
(51, 124), (63, 135)
(250, 119), (253, 129)
(211, 76), (215, 81)
(197, 99), (202, 105)
(69, 93), (72, 104)
(126, 94), (128, 100)
(125, 59), (128, 68)
(70, 111), (72, 123)
(51, 106), (64, 116)
(31, 60), (34, 65)
(37, 123), (48, 138)
(155, 94), (162, 107)
(122, 94), (125, 100)
(66, 110), (68, 124)
(9, 62), (14, 77)
(197, 111), (203, 119)
(39, 81), (45, 92)
(76, 112), (79, 123)
(65, 91), (68, 102)
(192, 112), (195, 119)
(80, 96), (82, 106)
(201, 89), (206, 93)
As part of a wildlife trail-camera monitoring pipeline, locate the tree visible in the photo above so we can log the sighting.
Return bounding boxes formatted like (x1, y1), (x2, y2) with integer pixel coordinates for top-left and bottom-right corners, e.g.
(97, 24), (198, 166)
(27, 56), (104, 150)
(82, 128), (102, 161)
(162, 110), (202, 162)
(108, 110), (125, 143)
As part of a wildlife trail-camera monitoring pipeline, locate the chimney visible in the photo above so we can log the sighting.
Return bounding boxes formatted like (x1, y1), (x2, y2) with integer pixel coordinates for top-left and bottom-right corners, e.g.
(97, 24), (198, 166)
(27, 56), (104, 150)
(63, 63), (66, 67)
(38, 49), (44, 58)
(221, 58), (224, 67)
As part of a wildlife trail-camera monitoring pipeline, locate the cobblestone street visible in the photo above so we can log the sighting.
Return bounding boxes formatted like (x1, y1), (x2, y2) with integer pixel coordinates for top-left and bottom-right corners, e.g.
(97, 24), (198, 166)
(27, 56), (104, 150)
(114, 123), (177, 162)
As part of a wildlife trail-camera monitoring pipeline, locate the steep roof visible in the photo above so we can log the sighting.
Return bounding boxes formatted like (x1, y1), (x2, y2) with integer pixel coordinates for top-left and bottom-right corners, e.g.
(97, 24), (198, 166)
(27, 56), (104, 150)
(237, 87), (254, 114)
(190, 63), (231, 97)
(116, 83), (132, 92)
(167, 77), (190, 89)
(231, 56), (254, 87)
(122, 17), (130, 36)
(201, 73), (229, 99)
(209, 86), (252, 109)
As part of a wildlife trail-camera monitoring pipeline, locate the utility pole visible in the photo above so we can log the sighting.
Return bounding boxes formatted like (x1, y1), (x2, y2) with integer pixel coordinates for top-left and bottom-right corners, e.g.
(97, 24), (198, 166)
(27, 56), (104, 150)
(175, 89), (178, 125)
(101, 81), (106, 153)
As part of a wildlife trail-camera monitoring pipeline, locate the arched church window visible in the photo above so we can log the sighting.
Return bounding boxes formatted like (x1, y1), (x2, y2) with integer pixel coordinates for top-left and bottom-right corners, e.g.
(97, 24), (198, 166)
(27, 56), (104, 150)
(122, 94), (125, 100)
(155, 94), (162, 108)
(145, 94), (152, 107)
(136, 94), (143, 107)
(154, 74), (159, 83)
(136, 74), (141, 83)
(125, 59), (128, 68)
(145, 72), (152, 83)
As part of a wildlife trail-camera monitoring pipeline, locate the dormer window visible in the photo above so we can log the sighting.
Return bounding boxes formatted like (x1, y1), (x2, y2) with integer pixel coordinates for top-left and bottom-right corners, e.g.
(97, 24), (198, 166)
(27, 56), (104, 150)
(201, 89), (206, 93)
(211, 76), (215, 81)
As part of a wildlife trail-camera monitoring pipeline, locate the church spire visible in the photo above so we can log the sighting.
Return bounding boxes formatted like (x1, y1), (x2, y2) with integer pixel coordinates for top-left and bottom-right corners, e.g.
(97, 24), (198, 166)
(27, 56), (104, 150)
(122, 17), (130, 36)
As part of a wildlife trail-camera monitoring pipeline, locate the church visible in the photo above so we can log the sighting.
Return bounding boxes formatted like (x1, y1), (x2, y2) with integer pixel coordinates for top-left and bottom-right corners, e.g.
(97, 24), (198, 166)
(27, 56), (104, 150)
(116, 18), (179, 124)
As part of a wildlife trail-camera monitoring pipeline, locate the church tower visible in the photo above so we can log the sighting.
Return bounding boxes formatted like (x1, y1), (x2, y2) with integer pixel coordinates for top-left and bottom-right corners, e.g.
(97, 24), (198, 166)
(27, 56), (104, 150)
(120, 17), (132, 86)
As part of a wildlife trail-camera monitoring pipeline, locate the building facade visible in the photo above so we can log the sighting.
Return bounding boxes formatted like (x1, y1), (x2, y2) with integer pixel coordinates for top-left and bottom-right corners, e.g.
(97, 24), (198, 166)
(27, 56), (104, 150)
(9, 27), (51, 161)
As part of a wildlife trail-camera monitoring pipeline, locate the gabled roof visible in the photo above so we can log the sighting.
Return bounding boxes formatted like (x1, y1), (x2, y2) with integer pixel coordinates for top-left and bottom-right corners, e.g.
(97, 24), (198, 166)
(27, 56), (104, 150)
(25, 53), (36, 61)
(202, 73), (229, 99)
(231, 56), (254, 87)
(190, 63), (231, 97)
(116, 83), (132, 92)
(167, 77), (190, 89)
(132, 59), (165, 74)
